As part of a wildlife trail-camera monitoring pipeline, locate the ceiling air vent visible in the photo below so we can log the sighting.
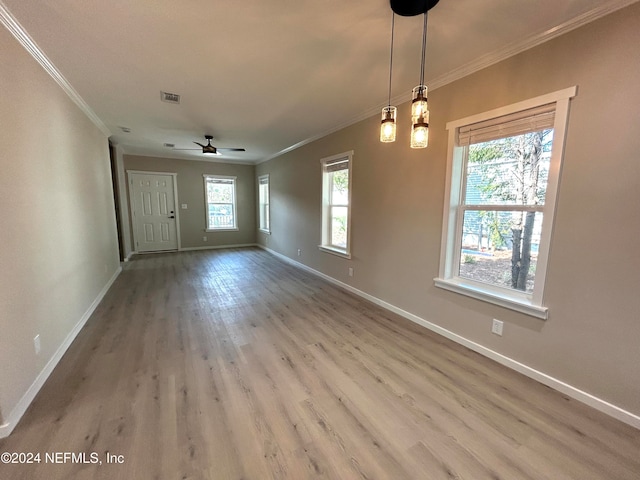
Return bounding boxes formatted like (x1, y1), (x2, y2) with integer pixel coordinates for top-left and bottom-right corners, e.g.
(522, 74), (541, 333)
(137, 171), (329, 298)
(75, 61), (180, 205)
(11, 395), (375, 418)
(160, 91), (181, 104)
(163, 143), (175, 148)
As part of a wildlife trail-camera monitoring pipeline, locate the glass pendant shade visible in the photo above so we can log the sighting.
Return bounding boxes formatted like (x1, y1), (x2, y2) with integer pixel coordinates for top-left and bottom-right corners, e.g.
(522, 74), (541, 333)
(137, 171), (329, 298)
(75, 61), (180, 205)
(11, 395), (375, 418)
(411, 85), (428, 120)
(380, 106), (397, 143)
(410, 113), (429, 149)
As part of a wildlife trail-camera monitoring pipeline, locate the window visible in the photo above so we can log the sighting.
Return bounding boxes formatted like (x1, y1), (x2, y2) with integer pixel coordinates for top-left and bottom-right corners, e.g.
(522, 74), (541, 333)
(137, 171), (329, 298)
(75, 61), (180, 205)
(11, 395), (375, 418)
(203, 175), (237, 231)
(319, 151), (353, 258)
(258, 174), (270, 233)
(435, 87), (576, 319)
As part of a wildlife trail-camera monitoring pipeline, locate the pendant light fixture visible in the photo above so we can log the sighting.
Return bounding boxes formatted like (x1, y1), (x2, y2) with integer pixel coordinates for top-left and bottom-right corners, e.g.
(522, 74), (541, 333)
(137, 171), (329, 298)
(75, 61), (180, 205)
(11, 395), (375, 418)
(386, 0), (439, 149)
(380, 13), (397, 143)
(410, 11), (430, 148)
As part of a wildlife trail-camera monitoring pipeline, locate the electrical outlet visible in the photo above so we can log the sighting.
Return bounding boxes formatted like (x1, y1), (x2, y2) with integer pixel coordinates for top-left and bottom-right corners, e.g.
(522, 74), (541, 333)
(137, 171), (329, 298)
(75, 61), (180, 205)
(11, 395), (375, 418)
(181, 204), (188, 209)
(203, 236), (207, 242)
(491, 319), (504, 336)
(348, 267), (354, 277)
(34, 335), (41, 355)
(297, 249), (301, 256)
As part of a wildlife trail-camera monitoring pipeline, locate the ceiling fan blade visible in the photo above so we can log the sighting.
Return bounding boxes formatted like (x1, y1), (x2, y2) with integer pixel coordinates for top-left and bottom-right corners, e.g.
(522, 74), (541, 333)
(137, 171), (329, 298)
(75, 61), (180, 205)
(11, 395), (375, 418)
(193, 142), (206, 147)
(172, 148), (201, 151)
(217, 148), (246, 152)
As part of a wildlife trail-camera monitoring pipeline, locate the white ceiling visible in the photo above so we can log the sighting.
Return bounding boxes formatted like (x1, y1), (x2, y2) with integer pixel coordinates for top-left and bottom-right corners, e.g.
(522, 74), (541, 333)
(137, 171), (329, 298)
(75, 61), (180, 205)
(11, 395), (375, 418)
(2, 0), (636, 164)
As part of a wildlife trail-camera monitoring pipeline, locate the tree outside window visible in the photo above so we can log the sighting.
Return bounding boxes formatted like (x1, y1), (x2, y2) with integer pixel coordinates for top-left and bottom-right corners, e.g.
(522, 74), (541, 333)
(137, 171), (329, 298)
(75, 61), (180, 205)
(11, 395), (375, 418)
(460, 130), (552, 293)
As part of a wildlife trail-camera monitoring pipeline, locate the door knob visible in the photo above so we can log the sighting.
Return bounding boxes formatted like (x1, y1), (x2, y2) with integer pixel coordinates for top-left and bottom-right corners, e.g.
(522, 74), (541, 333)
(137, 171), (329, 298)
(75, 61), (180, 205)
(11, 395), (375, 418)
(169, 216), (175, 219)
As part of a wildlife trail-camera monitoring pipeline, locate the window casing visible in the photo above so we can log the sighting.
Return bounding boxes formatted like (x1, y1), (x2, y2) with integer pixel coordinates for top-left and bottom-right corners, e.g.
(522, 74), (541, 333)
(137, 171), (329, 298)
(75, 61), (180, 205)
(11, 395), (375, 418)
(319, 151), (353, 258)
(258, 174), (270, 233)
(435, 87), (576, 319)
(203, 175), (238, 231)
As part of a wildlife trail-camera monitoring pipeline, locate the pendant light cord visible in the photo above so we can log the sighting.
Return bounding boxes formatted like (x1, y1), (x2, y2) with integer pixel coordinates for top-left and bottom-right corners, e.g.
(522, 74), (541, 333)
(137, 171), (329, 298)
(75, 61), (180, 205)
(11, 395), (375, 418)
(387, 12), (395, 108)
(419, 11), (429, 88)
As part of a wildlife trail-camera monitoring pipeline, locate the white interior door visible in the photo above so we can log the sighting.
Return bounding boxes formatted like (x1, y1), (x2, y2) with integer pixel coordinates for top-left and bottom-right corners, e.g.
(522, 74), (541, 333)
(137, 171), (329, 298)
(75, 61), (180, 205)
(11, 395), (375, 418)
(129, 172), (178, 252)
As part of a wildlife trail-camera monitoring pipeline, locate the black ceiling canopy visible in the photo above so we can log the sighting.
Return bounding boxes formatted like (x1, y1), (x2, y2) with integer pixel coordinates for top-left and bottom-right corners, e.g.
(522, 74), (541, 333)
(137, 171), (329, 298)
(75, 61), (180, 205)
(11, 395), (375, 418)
(390, 0), (440, 16)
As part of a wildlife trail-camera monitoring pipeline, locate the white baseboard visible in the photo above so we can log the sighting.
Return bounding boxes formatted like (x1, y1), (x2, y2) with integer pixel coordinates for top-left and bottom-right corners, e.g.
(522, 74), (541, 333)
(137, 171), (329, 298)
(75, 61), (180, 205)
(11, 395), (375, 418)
(259, 245), (640, 430)
(0, 266), (123, 439)
(180, 243), (258, 252)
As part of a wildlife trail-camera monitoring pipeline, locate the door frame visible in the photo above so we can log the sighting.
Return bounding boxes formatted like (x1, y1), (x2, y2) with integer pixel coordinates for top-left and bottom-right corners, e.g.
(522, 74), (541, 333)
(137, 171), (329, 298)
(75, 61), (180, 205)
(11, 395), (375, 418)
(109, 143), (125, 261)
(127, 170), (181, 253)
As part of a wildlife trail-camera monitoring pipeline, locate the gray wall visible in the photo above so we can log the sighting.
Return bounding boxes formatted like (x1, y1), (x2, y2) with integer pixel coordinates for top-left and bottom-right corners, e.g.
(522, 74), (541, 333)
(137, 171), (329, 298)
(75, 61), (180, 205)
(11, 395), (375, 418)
(0, 26), (120, 430)
(256, 4), (640, 417)
(123, 155), (256, 250)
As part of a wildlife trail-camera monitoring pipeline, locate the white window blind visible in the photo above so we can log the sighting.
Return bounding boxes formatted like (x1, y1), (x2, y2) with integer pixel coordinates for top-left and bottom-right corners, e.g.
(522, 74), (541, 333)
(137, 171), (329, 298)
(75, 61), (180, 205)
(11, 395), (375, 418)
(324, 157), (349, 173)
(457, 103), (556, 146)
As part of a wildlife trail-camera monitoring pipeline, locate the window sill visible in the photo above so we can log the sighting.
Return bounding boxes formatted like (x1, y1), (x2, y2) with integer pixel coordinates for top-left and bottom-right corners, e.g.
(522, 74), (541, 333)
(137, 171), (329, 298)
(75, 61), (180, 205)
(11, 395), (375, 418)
(318, 245), (351, 259)
(434, 277), (548, 319)
(259, 229), (271, 235)
(205, 228), (239, 233)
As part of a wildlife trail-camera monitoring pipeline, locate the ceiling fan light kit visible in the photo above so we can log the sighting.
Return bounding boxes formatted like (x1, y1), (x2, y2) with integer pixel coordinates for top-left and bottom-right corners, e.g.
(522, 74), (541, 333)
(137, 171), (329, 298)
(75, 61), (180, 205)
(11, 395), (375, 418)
(172, 135), (246, 156)
(196, 135), (222, 156)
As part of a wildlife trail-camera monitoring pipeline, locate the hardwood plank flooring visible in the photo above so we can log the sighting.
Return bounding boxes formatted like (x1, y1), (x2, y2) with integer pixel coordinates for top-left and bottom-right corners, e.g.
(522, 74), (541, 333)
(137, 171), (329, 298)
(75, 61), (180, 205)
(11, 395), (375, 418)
(1, 247), (638, 480)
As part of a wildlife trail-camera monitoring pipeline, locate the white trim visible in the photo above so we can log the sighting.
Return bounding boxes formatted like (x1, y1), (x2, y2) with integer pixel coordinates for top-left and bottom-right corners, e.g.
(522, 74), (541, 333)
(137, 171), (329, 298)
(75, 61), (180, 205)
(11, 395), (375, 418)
(438, 87), (577, 317)
(434, 277), (548, 319)
(533, 95), (572, 305)
(0, 3), (111, 137)
(0, 266), (122, 439)
(203, 175), (238, 231)
(320, 151), (353, 256)
(446, 87), (577, 132)
(318, 245), (352, 259)
(179, 243), (258, 252)
(121, 150), (256, 166)
(257, 174), (271, 234)
(258, 245), (640, 430)
(113, 144), (133, 259)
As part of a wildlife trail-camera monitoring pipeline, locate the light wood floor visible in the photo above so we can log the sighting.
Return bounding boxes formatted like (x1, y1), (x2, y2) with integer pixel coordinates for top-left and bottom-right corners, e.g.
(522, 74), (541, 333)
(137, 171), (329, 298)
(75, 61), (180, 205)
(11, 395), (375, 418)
(1, 248), (638, 480)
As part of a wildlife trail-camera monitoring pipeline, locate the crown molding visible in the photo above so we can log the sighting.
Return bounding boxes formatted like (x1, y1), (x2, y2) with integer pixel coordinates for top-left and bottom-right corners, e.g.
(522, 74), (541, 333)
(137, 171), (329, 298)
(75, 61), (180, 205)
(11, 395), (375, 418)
(0, 2), (111, 137)
(121, 148), (257, 166)
(259, 0), (639, 164)
(428, 0), (640, 90)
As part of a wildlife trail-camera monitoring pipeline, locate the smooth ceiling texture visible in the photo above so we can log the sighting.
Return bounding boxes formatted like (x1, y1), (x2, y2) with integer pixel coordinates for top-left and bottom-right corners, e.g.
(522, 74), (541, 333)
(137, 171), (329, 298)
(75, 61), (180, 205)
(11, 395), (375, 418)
(2, 0), (637, 163)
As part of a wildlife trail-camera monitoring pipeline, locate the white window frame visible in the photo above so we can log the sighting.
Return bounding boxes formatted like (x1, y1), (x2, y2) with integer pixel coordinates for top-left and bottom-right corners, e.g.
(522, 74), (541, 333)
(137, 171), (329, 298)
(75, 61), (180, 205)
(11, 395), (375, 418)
(203, 175), (238, 232)
(319, 151), (353, 258)
(435, 87), (577, 319)
(258, 174), (270, 234)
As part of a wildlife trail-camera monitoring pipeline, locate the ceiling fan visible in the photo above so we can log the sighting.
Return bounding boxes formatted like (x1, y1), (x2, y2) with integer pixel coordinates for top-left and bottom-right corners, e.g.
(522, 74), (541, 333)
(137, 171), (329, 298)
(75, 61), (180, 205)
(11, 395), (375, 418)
(174, 135), (245, 156)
